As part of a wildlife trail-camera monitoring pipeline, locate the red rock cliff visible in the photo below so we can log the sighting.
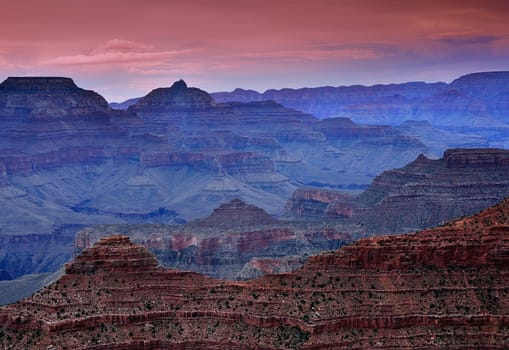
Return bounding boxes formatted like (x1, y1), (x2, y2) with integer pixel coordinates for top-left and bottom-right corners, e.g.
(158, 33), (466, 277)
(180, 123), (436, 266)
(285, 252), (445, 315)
(1, 198), (509, 349)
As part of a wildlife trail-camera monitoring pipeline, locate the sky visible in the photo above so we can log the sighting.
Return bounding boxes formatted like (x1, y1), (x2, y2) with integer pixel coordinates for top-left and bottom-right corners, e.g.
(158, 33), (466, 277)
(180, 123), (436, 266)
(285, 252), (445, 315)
(1, 0), (509, 102)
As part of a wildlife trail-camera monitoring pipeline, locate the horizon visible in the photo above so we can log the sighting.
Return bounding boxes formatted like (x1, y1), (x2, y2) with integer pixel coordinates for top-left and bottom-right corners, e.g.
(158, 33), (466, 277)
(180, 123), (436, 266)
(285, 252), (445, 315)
(1, 0), (509, 102)
(1, 69), (505, 104)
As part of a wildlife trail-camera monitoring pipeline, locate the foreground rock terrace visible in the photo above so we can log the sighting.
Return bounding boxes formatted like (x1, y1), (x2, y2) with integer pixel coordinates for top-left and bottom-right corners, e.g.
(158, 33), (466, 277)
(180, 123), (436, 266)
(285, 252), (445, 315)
(1, 198), (509, 349)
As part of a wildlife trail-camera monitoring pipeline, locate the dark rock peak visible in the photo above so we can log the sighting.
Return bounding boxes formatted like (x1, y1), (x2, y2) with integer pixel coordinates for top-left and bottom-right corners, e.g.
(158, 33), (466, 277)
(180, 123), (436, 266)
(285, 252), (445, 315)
(170, 79), (188, 90)
(0, 76), (111, 118)
(129, 80), (215, 112)
(403, 153), (436, 169)
(413, 153), (429, 162)
(0, 76), (78, 92)
(232, 87), (258, 94)
(193, 199), (278, 229)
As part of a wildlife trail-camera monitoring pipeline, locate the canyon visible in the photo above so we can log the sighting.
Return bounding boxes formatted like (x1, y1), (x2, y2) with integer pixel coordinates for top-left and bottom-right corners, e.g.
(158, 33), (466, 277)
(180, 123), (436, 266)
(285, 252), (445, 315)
(0, 76), (428, 280)
(1, 72), (508, 286)
(73, 147), (509, 284)
(74, 199), (353, 281)
(0, 197), (508, 349)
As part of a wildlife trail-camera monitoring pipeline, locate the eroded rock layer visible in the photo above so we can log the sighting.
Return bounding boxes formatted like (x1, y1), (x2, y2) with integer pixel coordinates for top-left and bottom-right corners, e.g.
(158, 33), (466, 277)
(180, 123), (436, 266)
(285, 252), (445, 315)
(74, 199), (353, 280)
(1, 198), (509, 349)
(1, 76), (431, 279)
(286, 148), (509, 233)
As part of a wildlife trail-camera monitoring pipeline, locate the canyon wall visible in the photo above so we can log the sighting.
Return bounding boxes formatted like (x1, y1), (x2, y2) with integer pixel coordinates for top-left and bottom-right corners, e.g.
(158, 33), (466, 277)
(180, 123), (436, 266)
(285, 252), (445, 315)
(1, 197), (508, 348)
(286, 148), (509, 233)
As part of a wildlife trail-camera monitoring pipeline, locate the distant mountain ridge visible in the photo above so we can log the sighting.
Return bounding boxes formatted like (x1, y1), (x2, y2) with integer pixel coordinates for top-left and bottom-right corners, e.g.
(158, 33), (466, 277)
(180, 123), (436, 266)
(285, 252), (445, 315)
(110, 71), (509, 146)
(211, 71), (509, 129)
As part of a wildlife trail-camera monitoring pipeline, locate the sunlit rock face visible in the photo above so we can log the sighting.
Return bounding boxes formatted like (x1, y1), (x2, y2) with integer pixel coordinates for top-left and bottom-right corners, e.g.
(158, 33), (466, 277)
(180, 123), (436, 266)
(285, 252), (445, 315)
(1, 198), (509, 349)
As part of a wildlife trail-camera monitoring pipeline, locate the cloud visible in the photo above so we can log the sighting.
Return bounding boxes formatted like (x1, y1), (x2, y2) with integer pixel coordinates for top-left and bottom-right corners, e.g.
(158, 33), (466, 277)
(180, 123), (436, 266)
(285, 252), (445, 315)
(431, 31), (503, 45)
(44, 50), (194, 66)
(41, 39), (198, 72)
(91, 38), (154, 54)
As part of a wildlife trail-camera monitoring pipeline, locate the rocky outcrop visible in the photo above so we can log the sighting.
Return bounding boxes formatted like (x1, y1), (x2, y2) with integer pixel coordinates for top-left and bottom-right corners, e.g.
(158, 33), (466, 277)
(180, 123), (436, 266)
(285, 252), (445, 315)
(0, 77), (110, 118)
(192, 199), (278, 229)
(287, 148), (509, 233)
(128, 79), (215, 113)
(354, 148), (509, 232)
(309, 198), (509, 270)
(1, 198), (509, 349)
(65, 235), (159, 274)
(443, 147), (509, 167)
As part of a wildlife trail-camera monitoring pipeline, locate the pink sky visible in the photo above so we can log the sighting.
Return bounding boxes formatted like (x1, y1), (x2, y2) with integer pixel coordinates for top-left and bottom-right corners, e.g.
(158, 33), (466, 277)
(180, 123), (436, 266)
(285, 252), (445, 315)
(1, 0), (509, 101)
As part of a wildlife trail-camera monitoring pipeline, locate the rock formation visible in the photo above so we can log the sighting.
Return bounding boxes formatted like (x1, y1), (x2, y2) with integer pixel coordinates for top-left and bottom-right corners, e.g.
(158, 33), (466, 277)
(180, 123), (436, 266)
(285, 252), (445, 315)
(1, 197), (509, 349)
(0, 76), (431, 281)
(0, 77), (110, 118)
(74, 199), (353, 281)
(286, 148), (509, 233)
(128, 79), (215, 113)
(1, 74), (506, 286)
(191, 198), (278, 229)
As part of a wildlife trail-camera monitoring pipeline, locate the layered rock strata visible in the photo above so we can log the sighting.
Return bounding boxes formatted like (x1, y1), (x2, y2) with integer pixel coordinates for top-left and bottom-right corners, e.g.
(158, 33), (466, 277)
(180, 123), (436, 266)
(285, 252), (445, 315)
(286, 148), (509, 233)
(191, 198), (278, 229)
(75, 199), (353, 280)
(0, 74), (497, 283)
(1, 198), (509, 349)
(212, 71), (509, 129)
